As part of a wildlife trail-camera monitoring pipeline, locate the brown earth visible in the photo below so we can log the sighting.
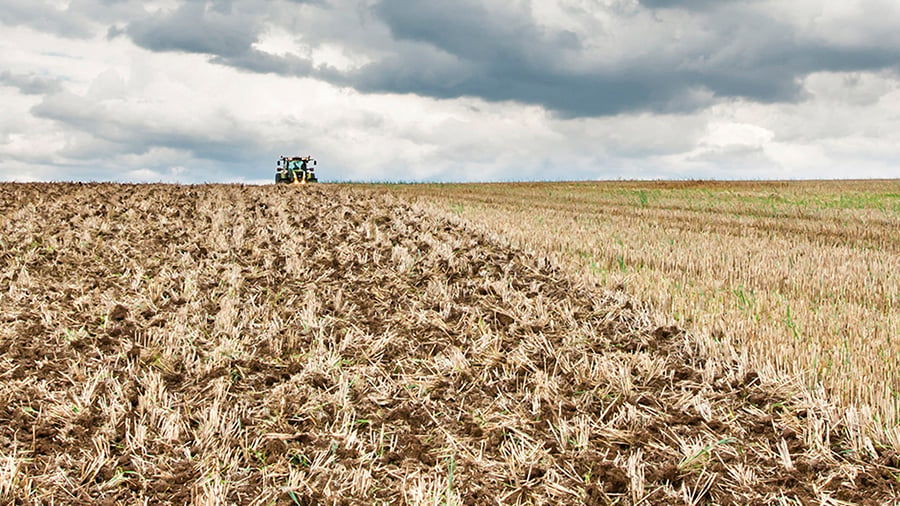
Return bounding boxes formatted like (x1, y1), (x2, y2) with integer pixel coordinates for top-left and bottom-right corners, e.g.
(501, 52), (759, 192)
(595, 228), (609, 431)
(0, 183), (897, 504)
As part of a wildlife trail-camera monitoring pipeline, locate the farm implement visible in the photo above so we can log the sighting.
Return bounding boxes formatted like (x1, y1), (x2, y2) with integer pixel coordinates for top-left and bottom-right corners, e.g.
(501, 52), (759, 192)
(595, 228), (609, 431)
(275, 155), (318, 184)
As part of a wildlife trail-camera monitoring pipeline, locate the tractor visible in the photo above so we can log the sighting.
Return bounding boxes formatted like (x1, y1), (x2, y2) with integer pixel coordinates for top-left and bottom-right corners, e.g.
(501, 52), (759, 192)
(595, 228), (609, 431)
(275, 155), (318, 184)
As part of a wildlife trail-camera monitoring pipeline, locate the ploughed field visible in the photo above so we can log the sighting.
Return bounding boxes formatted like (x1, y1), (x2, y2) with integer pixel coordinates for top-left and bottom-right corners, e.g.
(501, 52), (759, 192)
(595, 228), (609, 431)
(0, 183), (897, 504)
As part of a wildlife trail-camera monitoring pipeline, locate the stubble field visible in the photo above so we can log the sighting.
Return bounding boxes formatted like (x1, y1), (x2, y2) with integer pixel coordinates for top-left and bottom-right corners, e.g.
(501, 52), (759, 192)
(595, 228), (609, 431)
(0, 183), (897, 504)
(390, 180), (900, 444)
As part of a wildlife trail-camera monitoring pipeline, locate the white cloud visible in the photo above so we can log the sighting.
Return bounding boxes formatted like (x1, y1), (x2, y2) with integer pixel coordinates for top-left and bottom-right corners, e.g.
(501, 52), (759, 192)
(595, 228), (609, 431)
(701, 121), (774, 148)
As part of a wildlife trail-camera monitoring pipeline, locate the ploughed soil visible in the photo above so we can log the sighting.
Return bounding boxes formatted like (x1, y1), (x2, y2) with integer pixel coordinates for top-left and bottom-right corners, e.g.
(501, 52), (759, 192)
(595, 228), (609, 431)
(0, 183), (896, 504)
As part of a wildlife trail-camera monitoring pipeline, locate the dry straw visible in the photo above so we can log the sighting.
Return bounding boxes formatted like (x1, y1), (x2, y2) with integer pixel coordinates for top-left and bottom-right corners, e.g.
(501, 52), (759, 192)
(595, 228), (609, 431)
(0, 182), (896, 504)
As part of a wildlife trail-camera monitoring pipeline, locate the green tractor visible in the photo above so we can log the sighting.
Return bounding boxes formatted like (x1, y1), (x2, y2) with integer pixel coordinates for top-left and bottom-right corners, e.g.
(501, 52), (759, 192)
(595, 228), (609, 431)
(275, 155), (318, 184)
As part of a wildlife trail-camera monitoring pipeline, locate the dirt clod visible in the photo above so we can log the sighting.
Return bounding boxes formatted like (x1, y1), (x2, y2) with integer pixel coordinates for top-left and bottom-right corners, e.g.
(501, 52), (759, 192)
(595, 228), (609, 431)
(109, 304), (129, 321)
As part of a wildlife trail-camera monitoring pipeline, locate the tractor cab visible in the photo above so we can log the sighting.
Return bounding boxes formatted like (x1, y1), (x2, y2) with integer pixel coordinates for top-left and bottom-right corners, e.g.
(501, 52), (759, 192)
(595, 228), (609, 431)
(276, 155), (318, 184)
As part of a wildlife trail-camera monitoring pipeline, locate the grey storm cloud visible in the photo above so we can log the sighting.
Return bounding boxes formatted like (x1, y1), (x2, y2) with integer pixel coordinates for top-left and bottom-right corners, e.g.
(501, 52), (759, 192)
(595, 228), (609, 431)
(7, 0), (900, 118)
(0, 71), (63, 95)
(124, 0), (899, 117)
(637, 0), (755, 11)
(126, 2), (261, 58)
(122, 0), (318, 76)
(371, 0), (582, 62)
(343, 0), (678, 116)
(353, 0), (900, 116)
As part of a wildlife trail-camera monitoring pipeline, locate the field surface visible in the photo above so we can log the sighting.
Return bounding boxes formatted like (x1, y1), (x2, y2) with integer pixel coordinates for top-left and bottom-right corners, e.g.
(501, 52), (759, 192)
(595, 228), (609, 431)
(389, 180), (900, 442)
(0, 183), (898, 504)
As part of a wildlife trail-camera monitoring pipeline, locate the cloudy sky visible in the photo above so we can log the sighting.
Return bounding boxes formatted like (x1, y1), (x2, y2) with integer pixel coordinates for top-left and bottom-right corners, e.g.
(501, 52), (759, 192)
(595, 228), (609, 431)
(2, 0), (899, 183)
